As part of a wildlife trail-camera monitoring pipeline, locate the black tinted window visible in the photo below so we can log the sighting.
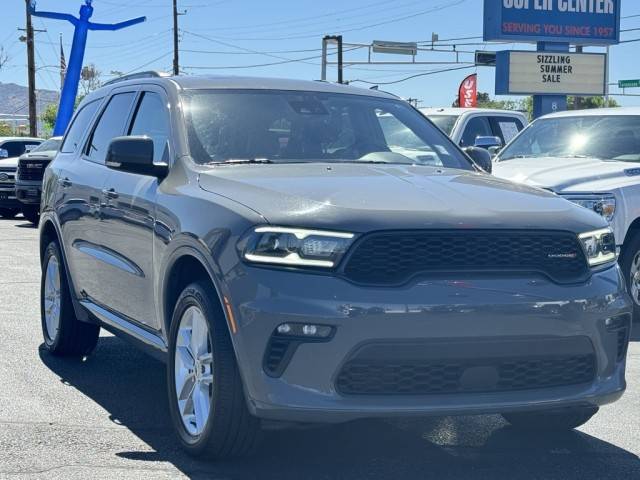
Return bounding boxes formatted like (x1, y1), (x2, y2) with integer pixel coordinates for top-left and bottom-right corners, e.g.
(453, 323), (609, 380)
(460, 117), (492, 146)
(60, 100), (100, 153)
(129, 92), (170, 163)
(1, 141), (41, 157)
(86, 92), (136, 164)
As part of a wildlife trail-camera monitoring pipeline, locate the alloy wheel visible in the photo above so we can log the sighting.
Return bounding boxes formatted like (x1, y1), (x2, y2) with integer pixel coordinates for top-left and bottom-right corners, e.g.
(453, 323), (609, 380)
(174, 305), (214, 436)
(631, 251), (640, 306)
(43, 255), (61, 342)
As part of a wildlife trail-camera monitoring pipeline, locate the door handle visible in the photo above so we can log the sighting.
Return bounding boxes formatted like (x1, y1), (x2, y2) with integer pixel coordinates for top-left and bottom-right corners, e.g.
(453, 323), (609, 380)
(102, 188), (119, 199)
(57, 177), (72, 188)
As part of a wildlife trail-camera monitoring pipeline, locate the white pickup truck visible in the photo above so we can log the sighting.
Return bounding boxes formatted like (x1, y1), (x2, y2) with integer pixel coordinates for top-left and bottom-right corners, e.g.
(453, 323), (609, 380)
(421, 107), (528, 149)
(493, 108), (640, 319)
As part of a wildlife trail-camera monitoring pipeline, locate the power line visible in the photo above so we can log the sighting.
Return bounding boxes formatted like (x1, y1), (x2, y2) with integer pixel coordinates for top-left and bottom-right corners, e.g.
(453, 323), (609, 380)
(350, 64), (475, 85)
(193, 0), (469, 42)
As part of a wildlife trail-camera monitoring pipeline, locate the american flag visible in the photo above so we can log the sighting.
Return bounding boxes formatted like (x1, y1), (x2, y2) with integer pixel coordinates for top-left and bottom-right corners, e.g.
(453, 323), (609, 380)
(60, 34), (66, 91)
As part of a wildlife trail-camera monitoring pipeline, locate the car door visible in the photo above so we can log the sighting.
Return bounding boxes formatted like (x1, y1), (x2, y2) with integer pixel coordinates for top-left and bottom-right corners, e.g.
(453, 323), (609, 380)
(61, 89), (138, 308)
(459, 115), (493, 147)
(99, 87), (171, 330)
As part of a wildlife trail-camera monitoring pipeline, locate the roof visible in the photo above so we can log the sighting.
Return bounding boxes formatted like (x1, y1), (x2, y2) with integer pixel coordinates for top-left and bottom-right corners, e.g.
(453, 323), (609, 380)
(98, 74), (398, 99)
(540, 107), (640, 119)
(420, 107), (527, 116)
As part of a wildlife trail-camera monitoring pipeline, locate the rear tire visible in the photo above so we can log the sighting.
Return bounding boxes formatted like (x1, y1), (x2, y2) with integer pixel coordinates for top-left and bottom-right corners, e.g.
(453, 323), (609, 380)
(41, 241), (100, 356)
(23, 205), (40, 225)
(502, 407), (598, 431)
(0, 208), (19, 219)
(167, 281), (261, 459)
(620, 231), (640, 322)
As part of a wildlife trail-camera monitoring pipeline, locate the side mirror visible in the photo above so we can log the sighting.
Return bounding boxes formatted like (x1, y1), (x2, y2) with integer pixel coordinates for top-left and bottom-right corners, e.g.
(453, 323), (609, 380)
(464, 146), (492, 174)
(106, 136), (167, 177)
(474, 136), (503, 150)
(488, 145), (502, 157)
(0, 149), (8, 159)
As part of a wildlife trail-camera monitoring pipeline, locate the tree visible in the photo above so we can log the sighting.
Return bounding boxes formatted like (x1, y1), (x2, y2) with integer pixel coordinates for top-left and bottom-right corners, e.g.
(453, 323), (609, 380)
(41, 103), (58, 135)
(0, 123), (12, 136)
(40, 96), (85, 136)
(568, 96), (619, 110)
(80, 64), (102, 95)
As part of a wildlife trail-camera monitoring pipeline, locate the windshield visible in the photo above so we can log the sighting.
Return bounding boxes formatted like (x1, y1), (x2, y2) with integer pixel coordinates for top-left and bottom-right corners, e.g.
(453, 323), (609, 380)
(183, 90), (472, 170)
(29, 138), (61, 153)
(498, 115), (640, 162)
(425, 115), (459, 135)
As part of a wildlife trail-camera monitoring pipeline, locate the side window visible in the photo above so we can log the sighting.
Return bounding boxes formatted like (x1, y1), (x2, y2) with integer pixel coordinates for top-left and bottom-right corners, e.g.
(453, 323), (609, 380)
(60, 100), (101, 153)
(490, 116), (524, 145)
(129, 92), (170, 163)
(460, 116), (492, 147)
(1, 141), (40, 157)
(85, 92), (136, 164)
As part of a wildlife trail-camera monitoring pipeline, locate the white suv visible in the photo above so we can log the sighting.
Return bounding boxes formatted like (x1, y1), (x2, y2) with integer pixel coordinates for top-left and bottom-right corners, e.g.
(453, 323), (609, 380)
(493, 107), (640, 320)
(421, 108), (528, 150)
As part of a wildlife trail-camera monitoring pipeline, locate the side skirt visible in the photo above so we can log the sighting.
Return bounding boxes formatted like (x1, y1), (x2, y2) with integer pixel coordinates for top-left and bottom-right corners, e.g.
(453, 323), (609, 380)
(79, 299), (168, 363)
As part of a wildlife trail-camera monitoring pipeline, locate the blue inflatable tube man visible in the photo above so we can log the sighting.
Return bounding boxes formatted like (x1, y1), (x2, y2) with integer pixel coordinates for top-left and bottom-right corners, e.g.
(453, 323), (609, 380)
(28, 1), (146, 136)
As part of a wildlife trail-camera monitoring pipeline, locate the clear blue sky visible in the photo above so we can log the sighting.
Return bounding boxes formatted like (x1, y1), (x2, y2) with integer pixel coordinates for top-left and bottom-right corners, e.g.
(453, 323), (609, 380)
(2, 0), (640, 107)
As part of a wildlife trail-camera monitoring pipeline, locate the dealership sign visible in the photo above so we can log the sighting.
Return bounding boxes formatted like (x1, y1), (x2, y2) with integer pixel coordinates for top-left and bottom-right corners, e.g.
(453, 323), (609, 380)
(484, 0), (621, 45)
(495, 51), (606, 96)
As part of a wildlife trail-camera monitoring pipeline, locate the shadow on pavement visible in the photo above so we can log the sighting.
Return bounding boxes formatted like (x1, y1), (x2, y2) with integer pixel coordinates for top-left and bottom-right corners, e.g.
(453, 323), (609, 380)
(40, 335), (639, 480)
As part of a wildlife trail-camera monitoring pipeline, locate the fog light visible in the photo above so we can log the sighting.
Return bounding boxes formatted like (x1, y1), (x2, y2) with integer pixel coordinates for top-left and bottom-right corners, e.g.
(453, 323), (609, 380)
(277, 324), (292, 334)
(275, 323), (334, 339)
(302, 325), (317, 336)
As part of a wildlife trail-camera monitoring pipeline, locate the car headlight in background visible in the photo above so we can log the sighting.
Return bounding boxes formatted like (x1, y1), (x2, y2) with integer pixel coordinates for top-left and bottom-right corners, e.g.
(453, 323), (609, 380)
(565, 194), (616, 222)
(578, 227), (616, 267)
(243, 226), (355, 268)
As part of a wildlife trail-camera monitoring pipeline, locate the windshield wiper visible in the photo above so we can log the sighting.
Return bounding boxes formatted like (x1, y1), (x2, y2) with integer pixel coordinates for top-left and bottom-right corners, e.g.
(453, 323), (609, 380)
(212, 158), (274, 165)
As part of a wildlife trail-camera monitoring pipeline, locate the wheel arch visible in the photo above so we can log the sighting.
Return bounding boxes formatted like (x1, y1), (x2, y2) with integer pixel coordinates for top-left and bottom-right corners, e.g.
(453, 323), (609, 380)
(161, 246), (232, 341)
(622, 217), (640, 260)
(38, 216), (92, 323)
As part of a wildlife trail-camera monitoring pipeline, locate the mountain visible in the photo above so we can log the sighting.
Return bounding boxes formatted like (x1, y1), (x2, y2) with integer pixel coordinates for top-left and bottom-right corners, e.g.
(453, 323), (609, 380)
(0, 82), (59, 117)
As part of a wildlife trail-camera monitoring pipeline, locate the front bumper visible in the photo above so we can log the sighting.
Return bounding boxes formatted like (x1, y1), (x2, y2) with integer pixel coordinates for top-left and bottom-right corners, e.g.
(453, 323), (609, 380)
(15, 180), (41, 205)
(0, 186), (21, 209)
(226, 264), (632, 423)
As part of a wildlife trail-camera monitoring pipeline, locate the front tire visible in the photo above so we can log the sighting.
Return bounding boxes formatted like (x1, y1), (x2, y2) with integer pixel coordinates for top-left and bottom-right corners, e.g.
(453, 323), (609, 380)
(167, 281), (261, 459)
(502, 407), (598, 431)
(620, 231), (640, 322)
(41, 241), (100, 356)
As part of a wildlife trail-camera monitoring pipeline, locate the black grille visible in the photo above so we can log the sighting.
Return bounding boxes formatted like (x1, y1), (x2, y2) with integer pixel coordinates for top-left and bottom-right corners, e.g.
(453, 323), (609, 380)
(264, 337), (291, 375)
(336, 354), (596, 395)
(17, 159), (48, 181)
(342, 230), (589, 285)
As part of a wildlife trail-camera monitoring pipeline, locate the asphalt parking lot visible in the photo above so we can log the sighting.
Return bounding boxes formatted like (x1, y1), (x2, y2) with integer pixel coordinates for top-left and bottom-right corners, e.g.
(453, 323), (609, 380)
(0, 217), (638, 480)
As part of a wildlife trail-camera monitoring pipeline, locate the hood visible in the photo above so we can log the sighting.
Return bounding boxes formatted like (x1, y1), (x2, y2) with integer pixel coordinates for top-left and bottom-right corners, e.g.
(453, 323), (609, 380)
(493, 156), (640, 193)
(0, 157), (19, 169)
(197, 162), (606, 233)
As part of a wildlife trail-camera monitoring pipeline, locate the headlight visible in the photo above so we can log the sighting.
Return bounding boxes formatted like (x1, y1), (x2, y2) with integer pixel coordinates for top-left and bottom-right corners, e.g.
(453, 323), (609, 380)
(578, 227), (616, 267)
(242, 226), (356, 268)
(566, 194), (616, 222)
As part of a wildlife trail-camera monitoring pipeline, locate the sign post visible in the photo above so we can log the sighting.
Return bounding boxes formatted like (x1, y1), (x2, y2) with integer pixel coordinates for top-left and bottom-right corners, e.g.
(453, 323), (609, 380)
(483, 0), (621, 118)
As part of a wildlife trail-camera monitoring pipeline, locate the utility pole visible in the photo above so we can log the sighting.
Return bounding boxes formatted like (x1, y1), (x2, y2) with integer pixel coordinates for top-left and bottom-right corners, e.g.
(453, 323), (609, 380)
(172, 0), (180, 75)
(25, 0), (37, 137)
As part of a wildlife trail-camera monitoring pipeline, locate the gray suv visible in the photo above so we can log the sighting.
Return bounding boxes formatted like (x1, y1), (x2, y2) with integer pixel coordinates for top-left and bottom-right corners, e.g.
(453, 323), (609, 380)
(39, 74), (632, 459)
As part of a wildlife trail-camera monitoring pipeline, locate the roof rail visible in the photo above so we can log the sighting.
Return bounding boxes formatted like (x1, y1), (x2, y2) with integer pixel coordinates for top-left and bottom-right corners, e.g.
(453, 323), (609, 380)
(102, 70), (171, 87)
